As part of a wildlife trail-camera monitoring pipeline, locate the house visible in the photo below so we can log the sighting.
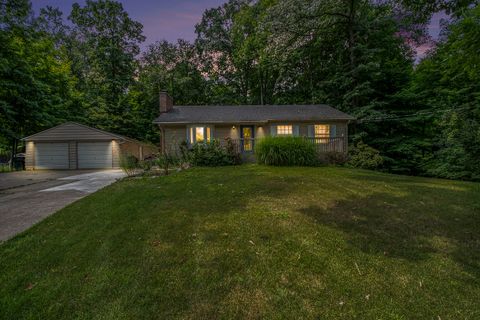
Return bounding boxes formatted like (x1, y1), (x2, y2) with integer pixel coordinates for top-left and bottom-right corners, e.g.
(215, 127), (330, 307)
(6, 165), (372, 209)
(23, 122), (157, 170)
(154, 92), (355, 156)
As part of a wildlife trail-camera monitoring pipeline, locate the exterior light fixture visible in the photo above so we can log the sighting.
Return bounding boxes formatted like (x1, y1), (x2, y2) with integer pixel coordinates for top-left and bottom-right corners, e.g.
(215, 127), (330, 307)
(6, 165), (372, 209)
(232, 125), (236, 129)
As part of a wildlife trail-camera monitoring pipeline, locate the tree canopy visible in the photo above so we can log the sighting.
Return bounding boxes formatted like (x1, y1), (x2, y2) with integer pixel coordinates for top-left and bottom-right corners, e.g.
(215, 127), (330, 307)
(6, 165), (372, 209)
(0, 0), (479, 179)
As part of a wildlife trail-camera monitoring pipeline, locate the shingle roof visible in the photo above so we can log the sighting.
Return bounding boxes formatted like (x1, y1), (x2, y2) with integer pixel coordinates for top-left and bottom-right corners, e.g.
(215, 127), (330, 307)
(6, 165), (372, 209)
(154, 105), (355, 124)
(23, 122), (155, 147)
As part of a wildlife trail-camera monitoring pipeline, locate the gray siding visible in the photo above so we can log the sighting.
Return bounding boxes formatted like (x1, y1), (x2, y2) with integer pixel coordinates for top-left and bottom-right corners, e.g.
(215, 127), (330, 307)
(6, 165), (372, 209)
(112, 140), (120, 168)
(215, 125), (239, 140)
(268, 121), (347, 138)
(25, 141), (34, 170)
(163, 126), (186, 154)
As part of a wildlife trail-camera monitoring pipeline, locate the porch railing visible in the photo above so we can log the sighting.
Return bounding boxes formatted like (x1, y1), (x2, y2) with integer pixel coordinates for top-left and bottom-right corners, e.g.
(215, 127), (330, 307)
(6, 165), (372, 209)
(218, 137), (346, 154)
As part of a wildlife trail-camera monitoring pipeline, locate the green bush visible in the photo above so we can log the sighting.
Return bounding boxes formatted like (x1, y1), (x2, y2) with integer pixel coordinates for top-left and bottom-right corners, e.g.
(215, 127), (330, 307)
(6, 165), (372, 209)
(155, 153), (179, 175)
(189, 140), (240, 166)
(224, 137), (242, 165)
(120, 154), (140, 176)
(0, 163), (12, 173)
(347, 141), (384, 170)
(255, 136), (318, 166)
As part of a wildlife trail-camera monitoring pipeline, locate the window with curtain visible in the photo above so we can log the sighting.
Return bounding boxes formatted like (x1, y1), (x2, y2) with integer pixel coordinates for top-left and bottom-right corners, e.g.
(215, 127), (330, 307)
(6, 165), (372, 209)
(277, 125), (293, 135)
(188, 126), (212, 144)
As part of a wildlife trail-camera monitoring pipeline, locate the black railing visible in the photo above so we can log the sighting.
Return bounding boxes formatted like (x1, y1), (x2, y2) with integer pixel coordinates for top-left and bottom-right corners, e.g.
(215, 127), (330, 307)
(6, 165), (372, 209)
(219, 137), (346, 154)
(305, 137), (346, 153)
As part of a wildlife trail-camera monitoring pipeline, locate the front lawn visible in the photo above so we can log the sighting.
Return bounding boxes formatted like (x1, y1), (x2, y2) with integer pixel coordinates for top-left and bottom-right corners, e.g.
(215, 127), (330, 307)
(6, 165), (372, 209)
(1, 166), (479, 319)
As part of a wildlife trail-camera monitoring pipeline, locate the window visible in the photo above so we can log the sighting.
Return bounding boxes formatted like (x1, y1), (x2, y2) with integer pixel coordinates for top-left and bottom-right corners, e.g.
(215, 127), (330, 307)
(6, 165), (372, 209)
(314, 125), (330, 137)
(196, 127), (204, 141)
(315, 124), (330, 143)
(188, 126), (212, 144)
(277, 125), (293, 135)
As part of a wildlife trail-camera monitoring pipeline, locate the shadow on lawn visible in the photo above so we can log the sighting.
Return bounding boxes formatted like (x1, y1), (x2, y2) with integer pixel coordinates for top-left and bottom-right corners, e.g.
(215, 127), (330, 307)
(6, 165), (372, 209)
(298, 179), (480, 278)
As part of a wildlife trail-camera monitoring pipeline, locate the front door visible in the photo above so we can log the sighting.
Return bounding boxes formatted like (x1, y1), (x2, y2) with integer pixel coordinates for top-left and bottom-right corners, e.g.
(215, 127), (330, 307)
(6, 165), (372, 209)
(241, 126), (254, 152)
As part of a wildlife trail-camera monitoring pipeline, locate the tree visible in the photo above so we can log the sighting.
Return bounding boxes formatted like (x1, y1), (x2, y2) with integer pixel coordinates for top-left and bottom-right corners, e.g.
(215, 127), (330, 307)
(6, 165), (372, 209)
(410, 5), (480, 179)
(126, 39), (209, 142)
(68, 0), (145, 134)
(0, 0), (77, 163)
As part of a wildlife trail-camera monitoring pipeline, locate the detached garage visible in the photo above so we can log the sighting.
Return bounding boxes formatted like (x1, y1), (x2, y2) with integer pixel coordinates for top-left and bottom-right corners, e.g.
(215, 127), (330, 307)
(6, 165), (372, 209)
(23, 122), (157, 170)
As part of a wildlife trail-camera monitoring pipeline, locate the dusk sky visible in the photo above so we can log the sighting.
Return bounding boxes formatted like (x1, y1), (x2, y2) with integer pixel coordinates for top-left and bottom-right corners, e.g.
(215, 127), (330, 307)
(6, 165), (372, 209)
(32, 0), (446, 55)
(32, 0), (226, 47)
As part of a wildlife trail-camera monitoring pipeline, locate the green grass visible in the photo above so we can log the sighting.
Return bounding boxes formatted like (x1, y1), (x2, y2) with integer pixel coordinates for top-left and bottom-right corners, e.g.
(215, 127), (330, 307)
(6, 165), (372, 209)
(1, 165), (480, 319)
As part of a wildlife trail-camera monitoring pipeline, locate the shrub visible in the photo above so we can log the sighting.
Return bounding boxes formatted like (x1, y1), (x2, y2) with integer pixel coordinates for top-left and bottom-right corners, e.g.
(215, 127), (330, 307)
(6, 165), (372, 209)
(347, 141), (384, 170)
(120, 154), (140, 177)
(189, 140), (239, 167)
(139, 157), (154, 173)
(255, 136), (318, 166)
(179, 140), (190, 163)
(0, 163), (12, 173)
(322, 152), (348, 165)
(224, 137), (242, 165)
(155, 153), (179, 175)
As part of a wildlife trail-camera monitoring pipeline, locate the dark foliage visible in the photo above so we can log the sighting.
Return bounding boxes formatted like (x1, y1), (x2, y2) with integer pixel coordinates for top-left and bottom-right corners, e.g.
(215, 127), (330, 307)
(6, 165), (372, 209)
(347, 141), (384, 170)
(1, 0), (479, 180)
(189, 140), (241, 167)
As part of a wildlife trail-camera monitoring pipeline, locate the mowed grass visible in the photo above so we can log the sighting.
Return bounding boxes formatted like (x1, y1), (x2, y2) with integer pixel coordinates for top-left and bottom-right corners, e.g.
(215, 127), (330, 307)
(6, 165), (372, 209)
(1, 166), (480, 319)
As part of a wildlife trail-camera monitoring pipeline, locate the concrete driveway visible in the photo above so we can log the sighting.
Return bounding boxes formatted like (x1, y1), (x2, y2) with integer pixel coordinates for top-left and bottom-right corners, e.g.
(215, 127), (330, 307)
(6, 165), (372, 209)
(0, 170), (125, 242)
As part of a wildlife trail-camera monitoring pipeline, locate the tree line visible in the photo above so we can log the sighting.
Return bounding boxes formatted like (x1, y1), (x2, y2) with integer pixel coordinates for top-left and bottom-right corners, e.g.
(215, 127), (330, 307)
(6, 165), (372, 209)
(1, 0), (479, 179)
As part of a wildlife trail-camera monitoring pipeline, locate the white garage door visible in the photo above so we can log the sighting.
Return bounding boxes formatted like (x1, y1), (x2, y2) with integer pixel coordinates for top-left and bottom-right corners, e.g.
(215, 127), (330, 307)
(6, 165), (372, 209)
(78, 142), (113, 169)
(35, 143), (69, 169)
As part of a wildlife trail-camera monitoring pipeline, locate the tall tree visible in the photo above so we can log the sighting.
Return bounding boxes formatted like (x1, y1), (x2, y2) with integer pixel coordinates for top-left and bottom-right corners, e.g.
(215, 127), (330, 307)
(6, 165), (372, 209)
(409, 5), (480, 179)
(0, 0), (76, 160)
(195, 0), (252, 104)
(68, 0), (145, 134)
(127, 39), (209, 142)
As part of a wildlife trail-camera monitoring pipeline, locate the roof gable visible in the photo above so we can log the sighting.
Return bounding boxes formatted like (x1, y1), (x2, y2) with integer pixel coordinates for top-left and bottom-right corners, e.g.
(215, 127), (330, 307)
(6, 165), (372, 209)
(23, 122), (126, 141)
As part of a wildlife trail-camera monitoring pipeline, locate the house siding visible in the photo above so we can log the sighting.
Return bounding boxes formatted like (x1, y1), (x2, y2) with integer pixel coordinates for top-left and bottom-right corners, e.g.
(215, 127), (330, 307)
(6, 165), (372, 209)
(160, 121), (349, 155)
(163, 126), (186, 154)
(112, 140), (120, 168)
(215, 125), (238, 140)
(268, 122), (347, 137)
(25, 141), (35, 170)
(120, 141), (157, 160)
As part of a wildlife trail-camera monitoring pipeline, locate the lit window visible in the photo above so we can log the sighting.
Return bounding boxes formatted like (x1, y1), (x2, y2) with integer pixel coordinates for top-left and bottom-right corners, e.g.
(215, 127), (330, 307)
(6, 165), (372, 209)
(315, 124), (330, 143)
(188, 126), (212, 144)
(277, 125), (293, 135)
(196, 127), (204, 142)
(315, 125), (330, 137)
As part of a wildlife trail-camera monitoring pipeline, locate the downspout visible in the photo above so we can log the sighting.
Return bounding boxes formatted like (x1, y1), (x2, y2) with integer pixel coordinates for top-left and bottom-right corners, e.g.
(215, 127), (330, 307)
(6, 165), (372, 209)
(160, 126), (166, 154)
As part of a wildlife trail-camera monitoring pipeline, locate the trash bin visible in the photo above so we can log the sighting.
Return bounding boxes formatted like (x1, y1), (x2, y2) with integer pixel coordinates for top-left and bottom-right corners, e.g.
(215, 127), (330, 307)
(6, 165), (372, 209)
(13, 153), (25, 170)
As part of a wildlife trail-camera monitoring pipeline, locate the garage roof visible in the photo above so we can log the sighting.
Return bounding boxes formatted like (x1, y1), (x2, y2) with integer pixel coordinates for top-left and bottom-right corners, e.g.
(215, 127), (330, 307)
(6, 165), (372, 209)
(22, 122), (150, 146)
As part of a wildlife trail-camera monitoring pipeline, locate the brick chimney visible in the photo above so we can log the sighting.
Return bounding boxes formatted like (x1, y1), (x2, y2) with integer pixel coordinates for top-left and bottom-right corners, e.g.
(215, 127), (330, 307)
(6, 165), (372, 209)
(159, 91), (173, 113)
